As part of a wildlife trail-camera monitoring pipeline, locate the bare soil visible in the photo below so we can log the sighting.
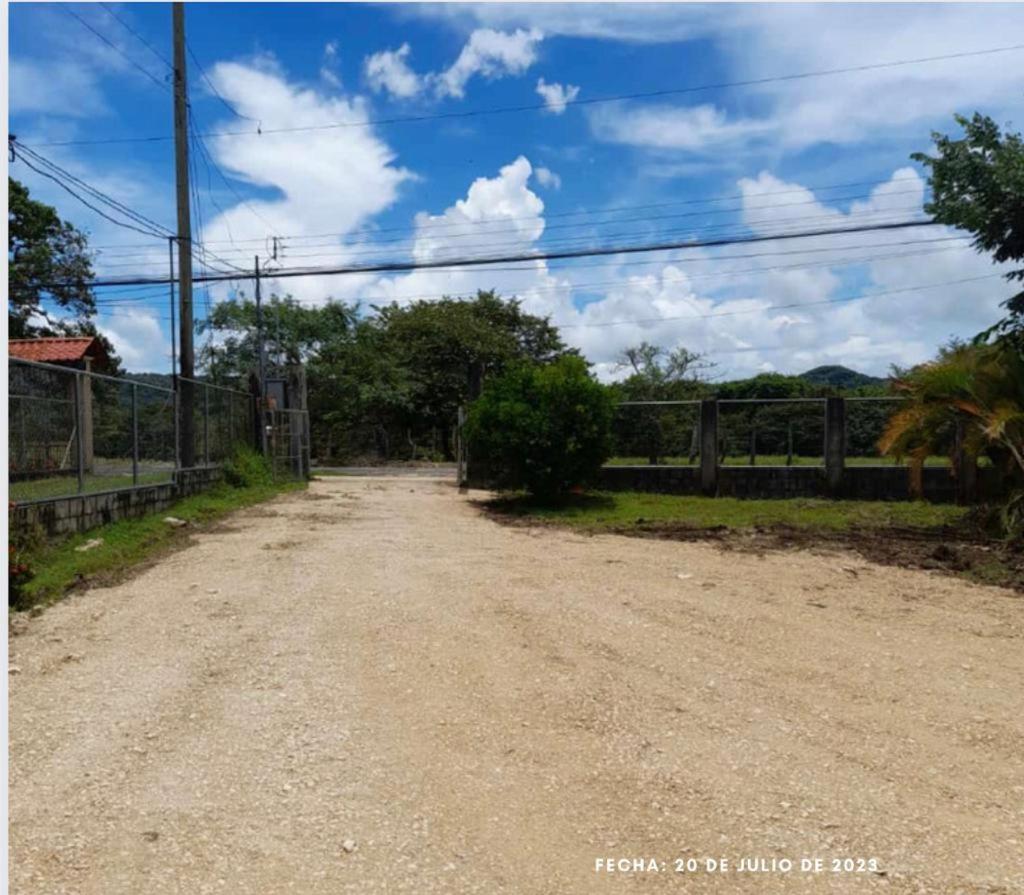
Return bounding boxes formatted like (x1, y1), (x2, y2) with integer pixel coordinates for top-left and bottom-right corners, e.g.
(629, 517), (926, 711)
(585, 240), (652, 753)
(615, 521), (1024, 594)
(8, 476), (1023, 894)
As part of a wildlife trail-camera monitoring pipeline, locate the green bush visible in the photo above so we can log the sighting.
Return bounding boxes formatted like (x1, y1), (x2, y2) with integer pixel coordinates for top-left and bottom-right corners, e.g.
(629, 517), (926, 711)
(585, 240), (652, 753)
(222, 445), (274, 489)
(466, 356), (614, 500)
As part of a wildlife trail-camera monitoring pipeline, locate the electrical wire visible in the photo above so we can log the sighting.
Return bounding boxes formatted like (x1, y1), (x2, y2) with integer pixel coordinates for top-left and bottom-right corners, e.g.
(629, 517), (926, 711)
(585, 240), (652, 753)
(25, 42), (1024, 147)
(186, 40), (258, 123)
(83, 174), (927, 252)
(62, 6), (169, 92)
(30, 219), (943, 289)
(99, 3), (172, 69)
(553, 274), (1004, 329)
(13, 153), (169, 239)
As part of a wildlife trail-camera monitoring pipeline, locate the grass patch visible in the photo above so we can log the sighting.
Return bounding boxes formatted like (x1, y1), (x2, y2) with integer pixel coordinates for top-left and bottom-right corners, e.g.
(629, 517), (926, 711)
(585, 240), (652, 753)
(484, 491), (1021, 592)
(489, 490), (968, 532)
(14, 477), (305, 610)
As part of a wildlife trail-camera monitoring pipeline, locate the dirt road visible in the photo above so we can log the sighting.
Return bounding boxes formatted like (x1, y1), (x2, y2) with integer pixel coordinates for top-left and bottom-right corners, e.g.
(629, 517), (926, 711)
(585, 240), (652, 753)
(9, 476), (1023, 894)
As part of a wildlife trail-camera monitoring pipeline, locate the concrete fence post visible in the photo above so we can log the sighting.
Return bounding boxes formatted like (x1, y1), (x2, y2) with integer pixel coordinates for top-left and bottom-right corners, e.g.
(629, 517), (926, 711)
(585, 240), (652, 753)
(954, 419), (978, 505)
(825, 397), (846, 495)
(700, 399), (718, 496)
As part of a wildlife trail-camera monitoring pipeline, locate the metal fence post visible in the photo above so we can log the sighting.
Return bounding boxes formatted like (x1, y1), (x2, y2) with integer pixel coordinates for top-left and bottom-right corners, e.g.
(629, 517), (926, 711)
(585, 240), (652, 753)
(203, 385), (210, 467)
(74, 372), (86, 493)
(131, 382), (139, 486)
(700, 399), (718, 496)
(173, 375), (181, 481)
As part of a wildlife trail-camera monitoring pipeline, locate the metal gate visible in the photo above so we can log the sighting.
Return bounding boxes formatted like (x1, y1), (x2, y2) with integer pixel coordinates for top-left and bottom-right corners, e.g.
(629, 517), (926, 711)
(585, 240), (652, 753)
(264, 408), (311, 480)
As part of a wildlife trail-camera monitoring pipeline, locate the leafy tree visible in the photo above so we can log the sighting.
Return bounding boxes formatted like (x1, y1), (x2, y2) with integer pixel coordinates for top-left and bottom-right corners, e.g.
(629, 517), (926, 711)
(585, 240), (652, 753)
(367, 291), (572, 459)
(911, 114), (1024, 345)
(614, 341), (713, 397)
(8, 177), (95, 338)
(198, 293), (355, 382)
(880, 340), (1024, 535)
(310, 318), (416, 462)
(466, 356), (614, 499)
(608, 342), (713, 465)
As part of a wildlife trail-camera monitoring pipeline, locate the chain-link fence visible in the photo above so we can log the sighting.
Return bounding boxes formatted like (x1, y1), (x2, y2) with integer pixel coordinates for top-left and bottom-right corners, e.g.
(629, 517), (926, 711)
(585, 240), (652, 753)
(9, 358), (257, 503)
(180, 376), (256, 469)
(609, 401), (702, 466)
(845, 396), (952, 466)
(717, 398), (827, 466)
(606, 397), (943, 468)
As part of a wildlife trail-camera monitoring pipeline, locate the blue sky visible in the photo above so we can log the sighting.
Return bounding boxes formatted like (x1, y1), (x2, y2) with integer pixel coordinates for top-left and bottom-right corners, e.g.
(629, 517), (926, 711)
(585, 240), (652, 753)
(9, 3), (1024, 375)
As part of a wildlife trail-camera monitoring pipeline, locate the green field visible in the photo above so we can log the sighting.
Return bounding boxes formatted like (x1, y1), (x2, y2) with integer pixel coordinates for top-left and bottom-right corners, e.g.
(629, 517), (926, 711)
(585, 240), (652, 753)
(487, 490), (967, 532)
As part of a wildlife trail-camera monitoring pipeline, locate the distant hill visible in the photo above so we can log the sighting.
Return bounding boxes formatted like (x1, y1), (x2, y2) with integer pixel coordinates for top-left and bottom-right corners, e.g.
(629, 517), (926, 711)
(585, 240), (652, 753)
(129, 372), (174, 390)
(798, 365), (886, 389)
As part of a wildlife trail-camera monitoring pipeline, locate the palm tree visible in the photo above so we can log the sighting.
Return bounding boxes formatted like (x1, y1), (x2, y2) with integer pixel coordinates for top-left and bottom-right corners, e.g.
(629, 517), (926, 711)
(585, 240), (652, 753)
(879, 340), (1024, 535)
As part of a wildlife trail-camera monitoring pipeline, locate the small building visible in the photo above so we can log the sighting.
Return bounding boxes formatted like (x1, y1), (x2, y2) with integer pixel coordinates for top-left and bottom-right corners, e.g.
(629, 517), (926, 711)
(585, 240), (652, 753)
(9, 336), (112, 474)
(8, 335), (110, 371)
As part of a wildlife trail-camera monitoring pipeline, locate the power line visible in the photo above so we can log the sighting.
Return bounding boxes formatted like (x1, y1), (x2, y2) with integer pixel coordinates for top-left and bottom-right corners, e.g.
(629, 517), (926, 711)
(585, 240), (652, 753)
(85, 270), (1004, 337)
(83, 175), (927, 252)
(84, 202), (932, 278)
(25, 43), (1024, 147)
(14, 141), (173, 235)
(99, 239), (968, 309)
(62, 6), (169, 92)
(328, 241), (978, 308)
(13, 153), (169, 239)
(13, 139), (251, 277)
(187, 108), (280, 235)
(554, 274), (1004, 329)
(34, 219), (942, 289)
(99, 3), (172, 69)
(186, 40), (258, 123)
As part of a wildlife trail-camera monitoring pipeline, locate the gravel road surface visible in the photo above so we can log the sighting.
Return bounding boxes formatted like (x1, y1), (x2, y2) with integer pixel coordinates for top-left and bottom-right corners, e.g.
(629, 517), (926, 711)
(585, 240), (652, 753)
(9, 476), (1023, 893)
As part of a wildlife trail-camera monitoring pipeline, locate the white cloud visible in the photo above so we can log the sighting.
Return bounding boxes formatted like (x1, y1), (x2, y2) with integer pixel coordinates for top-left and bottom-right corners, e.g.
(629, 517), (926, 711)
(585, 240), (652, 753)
(458, 167), (1012, 381)
(467, 3), (1024, 155)
(588, 102), (774, 152)
(10, 59), (109, 118)
(534, 166), (561, 190)
(364, 43), (422, 99)
(536, 78), (580, 114)
(99, 309), (169, 371)
(184, 58), (415, 306)
(434, 28), (543, 99)
(366, 156), (574, 318)
(404, 5), (718, 44)
(320, 41), (342, 88)
(364, 28), (543, 100)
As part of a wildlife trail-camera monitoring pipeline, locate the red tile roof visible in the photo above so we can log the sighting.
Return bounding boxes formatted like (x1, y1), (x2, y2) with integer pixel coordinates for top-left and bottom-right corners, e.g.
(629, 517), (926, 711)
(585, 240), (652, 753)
(8, 337), (107, 365)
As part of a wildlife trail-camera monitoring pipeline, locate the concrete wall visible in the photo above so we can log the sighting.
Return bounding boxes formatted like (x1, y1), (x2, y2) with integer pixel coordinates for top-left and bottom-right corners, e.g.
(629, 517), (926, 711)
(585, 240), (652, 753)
(12, 467), (224, 539)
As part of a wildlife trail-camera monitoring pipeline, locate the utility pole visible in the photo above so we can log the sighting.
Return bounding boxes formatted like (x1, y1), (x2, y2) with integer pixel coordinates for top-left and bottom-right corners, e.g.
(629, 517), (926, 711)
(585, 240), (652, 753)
(254, 256), (267, 390)
(168, 237), (180, 471)
(172, 2), (195, 468)
(255, 256), (268, 456)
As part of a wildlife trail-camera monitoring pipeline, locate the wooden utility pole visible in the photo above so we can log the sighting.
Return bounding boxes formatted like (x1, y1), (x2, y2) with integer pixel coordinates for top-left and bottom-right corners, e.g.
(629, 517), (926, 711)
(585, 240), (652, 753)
(254, 255), (269, 456)
(254, 256), (267, 391)
(172, 2), (195, 467)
